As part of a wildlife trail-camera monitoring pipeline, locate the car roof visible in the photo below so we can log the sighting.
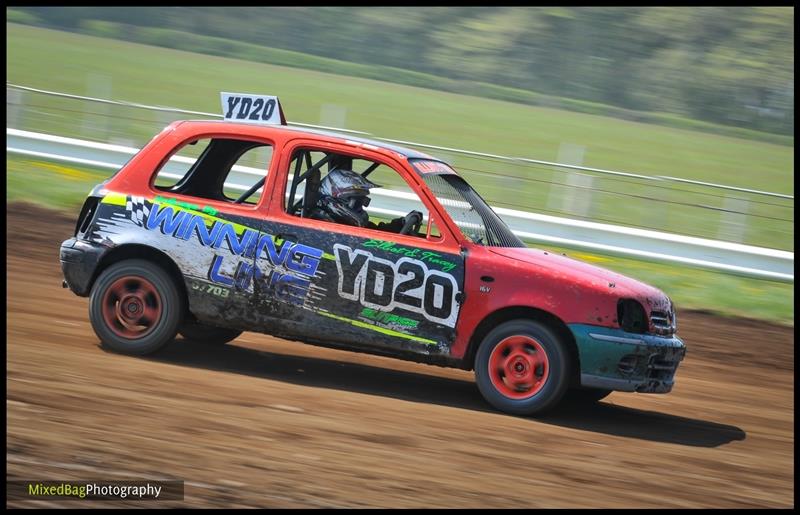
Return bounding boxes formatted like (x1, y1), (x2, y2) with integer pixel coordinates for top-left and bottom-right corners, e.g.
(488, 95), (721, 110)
(180, 120), (442, 161)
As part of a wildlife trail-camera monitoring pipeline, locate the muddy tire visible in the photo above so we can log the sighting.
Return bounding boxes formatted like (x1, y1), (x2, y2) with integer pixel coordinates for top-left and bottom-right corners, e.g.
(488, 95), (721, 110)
(89, 259), (183, 355)
(179, 321), (242, 345)
(475, 319), (570, 416)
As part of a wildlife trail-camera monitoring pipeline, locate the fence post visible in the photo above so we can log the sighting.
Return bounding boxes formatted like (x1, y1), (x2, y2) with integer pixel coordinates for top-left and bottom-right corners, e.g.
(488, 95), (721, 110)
(718, 195), (750, 243)
(644, 183), (670, 234)
(548, 143), (593, 218)
(81, 73), (112, 140)
(7, 88), (24, 129)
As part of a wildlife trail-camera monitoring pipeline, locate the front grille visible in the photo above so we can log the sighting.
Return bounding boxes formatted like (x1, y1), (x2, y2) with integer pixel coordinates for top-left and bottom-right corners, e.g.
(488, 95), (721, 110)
(650, 308), (677, 336)
(645, 348), (684, 382)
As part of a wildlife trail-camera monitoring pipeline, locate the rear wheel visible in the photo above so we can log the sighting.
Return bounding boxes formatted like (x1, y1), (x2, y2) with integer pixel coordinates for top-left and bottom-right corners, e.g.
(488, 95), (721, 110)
(89, 259), (183, 355)
(474, 319), (570, 416)
(179, 321), (242, 345)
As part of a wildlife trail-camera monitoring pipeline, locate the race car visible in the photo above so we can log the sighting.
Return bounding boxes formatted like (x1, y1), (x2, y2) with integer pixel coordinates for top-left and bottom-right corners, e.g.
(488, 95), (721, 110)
(60, 93), (685, 416)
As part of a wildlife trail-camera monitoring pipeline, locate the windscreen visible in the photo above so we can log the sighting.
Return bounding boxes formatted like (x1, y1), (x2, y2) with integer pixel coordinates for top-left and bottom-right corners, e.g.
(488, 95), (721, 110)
(421, 170), (525, 248)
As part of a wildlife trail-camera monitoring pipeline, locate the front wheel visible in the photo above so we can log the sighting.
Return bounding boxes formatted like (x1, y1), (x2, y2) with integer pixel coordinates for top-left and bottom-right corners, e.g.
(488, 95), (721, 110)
(89, 259), (184, 355)
(474, 319), (571, 416)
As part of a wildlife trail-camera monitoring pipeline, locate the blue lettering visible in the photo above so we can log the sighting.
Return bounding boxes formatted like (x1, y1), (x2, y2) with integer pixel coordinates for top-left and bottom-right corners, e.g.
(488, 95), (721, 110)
(270, 273), (310, 305)
(143, 205), (324, 305)
(255, 235), (292, 267)
(178, 215), (221, 246)
(176, 212), (195, 239)
(145, 205), (186, 236)
(243, 235), (259, 259)
(212, 224), (258, 256)
(233, 261), (254, 290)
(208, 255), (235, 286)
(286, 244), (323, 277)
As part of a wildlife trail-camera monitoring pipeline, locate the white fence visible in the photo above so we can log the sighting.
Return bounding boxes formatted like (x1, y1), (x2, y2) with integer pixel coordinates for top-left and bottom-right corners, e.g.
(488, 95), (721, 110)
(8, 82), (792, 199)
(8, 83), (795, 251)
(7, 127), (793, 282)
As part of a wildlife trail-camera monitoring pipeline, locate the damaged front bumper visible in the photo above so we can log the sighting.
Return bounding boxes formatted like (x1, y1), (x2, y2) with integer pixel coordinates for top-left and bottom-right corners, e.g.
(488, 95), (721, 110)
(569, 324), (686, 393)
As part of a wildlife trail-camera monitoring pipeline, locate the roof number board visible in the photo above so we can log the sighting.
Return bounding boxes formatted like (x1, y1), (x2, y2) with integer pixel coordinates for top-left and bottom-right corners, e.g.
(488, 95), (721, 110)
(220, 92), (287, 125)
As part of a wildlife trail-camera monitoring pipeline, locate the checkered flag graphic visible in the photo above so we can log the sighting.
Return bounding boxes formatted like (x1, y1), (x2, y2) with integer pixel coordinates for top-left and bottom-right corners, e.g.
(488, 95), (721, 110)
(126, 195), (151, 227)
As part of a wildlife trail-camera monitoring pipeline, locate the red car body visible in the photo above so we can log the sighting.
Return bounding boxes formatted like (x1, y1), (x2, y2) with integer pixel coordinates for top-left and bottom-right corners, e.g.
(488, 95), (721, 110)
(60, 119), (685, 415)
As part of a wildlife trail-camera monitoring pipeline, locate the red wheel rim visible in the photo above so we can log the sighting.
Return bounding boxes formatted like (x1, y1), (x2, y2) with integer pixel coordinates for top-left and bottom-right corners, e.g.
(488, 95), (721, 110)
(488, 335), (550, 399)
(101, 275), (162, 339)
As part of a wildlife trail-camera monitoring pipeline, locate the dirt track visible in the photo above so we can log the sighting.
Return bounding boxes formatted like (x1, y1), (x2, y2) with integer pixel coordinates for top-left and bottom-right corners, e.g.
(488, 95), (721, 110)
(6, 203), (794, 508)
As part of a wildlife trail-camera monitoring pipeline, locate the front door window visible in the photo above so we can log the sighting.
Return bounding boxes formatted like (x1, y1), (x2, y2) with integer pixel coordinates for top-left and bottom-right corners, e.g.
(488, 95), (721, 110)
(285, 148), (433, 239)
(258, 145), (465, 353)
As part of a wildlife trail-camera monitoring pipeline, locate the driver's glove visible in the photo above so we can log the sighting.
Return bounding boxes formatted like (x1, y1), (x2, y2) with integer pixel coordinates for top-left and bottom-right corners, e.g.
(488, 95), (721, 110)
(377, 217), (406, 232)
(377, 211), (424, 233)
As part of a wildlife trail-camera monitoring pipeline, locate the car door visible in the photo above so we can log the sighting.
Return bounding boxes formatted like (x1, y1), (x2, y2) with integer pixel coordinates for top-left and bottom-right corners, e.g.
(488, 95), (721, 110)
(135, 132), (276, 331)
(249, 139), (465, 357)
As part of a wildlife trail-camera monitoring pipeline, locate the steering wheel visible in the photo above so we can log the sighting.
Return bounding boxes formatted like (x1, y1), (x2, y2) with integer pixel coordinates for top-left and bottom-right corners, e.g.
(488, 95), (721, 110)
(399, 211), (423, 235)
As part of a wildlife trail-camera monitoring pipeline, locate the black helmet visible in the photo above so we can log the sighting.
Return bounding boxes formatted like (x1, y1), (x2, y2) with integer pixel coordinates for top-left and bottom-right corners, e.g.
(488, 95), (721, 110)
(316, 169), (379, 227)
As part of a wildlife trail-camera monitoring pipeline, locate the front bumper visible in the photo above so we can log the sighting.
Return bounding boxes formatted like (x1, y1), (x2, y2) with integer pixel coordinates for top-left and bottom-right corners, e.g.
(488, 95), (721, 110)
(60, 237), (107, 296)
(569, 324), (686, 393)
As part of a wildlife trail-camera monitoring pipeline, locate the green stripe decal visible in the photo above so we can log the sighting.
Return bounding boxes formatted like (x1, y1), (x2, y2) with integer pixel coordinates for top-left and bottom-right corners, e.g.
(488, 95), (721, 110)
(317, 311), (437, 345)
(100, 193), (335, 260)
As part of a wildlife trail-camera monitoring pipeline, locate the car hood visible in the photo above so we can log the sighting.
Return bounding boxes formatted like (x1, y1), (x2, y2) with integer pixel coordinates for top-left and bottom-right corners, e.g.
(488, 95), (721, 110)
(488, 247), (670, 307)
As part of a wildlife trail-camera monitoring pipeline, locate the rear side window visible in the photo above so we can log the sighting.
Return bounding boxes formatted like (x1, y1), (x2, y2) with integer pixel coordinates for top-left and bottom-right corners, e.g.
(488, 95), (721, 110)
(153, 137), (273, 205)
(153, 138), (211, 189)
(223, 144), (273, 203)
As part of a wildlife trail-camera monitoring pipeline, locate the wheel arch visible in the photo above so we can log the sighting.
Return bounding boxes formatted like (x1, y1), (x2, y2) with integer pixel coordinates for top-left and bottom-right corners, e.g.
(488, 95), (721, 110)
(91, 244), (189, 315)
(464, 306), (580, 386)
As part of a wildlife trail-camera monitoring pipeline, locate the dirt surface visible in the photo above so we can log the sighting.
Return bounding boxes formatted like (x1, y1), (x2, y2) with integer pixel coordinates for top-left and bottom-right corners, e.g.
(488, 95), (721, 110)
(6, 202), (794, 508)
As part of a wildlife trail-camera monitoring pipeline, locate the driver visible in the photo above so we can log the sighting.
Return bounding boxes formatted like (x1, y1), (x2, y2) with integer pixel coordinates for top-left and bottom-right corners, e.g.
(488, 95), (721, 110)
(310, 168), (423, 234)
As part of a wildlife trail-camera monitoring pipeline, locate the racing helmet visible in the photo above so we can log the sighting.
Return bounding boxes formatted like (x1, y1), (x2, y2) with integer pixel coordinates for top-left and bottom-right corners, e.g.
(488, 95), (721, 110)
(316, 168), (379, 227)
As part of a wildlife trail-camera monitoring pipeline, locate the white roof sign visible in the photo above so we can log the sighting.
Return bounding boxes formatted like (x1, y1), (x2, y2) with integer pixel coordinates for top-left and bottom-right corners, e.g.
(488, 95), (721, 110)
(220, 92), (286, 125)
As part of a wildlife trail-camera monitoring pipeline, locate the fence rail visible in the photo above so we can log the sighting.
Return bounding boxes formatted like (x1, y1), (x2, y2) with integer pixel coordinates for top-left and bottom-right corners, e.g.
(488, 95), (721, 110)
(7, 83), (795, 253)
(7, 82), (793, 199)
(7, 127), (793, 282)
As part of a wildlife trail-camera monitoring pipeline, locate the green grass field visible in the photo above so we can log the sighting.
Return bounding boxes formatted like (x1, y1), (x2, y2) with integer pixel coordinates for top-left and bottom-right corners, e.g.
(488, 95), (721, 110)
(7, 23), (794, 251)
(6, 154), (793, 325)
(7, 24), (793, 188)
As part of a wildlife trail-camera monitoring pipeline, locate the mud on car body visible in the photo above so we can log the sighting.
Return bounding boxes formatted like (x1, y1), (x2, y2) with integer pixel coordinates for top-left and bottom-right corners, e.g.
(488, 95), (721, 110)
(60, 93), (685, 416)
